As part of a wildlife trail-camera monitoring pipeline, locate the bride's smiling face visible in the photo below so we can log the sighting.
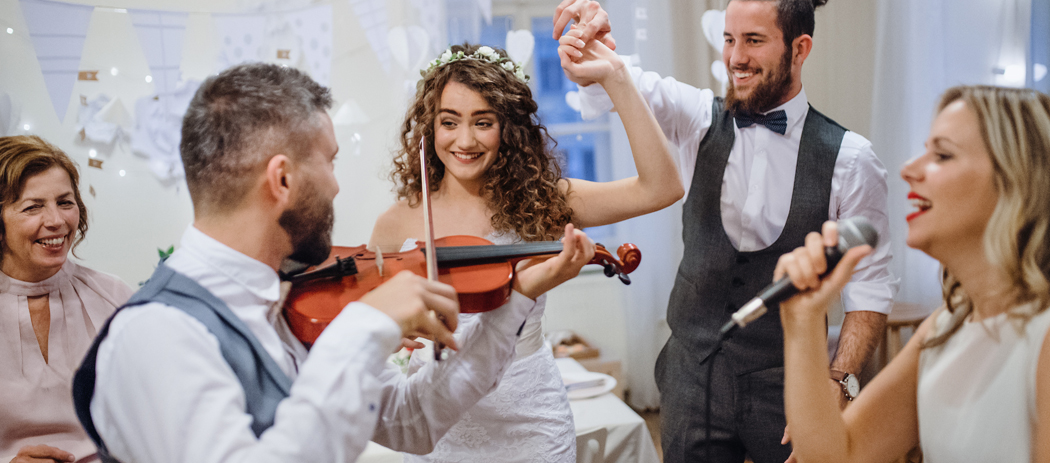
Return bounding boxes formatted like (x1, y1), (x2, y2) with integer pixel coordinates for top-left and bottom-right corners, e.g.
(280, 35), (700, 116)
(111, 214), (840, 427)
(433, 81), (502, 187)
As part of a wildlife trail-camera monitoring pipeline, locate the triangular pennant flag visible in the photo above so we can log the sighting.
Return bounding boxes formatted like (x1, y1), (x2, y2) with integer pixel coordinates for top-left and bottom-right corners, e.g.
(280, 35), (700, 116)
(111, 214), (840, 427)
(19, 0), (94, 123)
(284, 4), (333, 86)
(128, 10), (189, 94)
(348, 0), (392, 74)
(213, 13), (266, 71)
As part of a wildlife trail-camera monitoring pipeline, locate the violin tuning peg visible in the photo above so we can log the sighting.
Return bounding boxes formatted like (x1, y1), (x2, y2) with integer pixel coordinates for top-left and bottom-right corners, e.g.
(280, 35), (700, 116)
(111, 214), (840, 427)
(603, 264), (616, 278)
(618, 273), (631, 285)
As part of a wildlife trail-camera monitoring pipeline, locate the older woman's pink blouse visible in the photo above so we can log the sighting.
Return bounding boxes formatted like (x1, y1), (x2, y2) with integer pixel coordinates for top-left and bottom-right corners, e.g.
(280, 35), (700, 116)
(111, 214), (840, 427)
(0, 260), (132, 461)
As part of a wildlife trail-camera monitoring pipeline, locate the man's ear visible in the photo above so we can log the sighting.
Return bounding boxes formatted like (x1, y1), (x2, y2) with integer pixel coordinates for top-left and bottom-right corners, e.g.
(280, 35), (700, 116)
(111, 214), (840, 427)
(265, 154), (294, 208)
(793, 34), (813, 68)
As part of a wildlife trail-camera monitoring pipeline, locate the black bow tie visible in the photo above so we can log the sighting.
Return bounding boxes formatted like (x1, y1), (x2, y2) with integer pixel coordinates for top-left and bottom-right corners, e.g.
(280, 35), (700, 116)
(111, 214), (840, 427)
(734, 110), (788, 135)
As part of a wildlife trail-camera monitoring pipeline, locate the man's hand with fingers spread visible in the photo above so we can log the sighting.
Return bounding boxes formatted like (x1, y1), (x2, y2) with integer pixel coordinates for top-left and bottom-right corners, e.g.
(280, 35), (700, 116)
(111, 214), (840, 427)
(553, 0), (616, 50)
(11, 445), (75, 463)
(360, 271), (460, 351)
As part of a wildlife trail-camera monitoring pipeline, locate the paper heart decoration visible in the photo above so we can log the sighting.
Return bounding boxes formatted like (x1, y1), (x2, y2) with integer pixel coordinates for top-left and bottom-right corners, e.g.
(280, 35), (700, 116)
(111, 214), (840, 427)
(701, 10), (725, 52)
(388, 26), (431, 71)
(565, 91), (581, 112)
(505, 29), (535, 66)
(711, 61), (728, 84)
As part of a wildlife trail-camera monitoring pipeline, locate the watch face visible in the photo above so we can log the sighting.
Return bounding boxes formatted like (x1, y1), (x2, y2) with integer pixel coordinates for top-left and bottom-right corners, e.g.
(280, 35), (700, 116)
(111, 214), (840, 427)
(845, 375), (860, 398)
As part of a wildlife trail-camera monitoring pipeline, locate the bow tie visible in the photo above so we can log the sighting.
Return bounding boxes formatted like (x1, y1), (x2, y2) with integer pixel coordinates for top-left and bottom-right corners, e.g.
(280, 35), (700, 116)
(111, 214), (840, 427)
(734, 110), (788, 135)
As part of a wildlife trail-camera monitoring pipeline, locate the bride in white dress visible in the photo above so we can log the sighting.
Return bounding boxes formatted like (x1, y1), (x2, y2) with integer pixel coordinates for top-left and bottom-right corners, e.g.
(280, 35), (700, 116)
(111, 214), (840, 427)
(369, 41), (681, 462)
(774, 85), (1050, 463)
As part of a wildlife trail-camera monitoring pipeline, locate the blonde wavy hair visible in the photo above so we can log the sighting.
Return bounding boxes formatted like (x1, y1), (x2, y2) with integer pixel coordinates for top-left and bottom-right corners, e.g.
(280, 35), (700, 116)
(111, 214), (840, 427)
(925, 85), (1050, 347)
(391, 43), (574, 242)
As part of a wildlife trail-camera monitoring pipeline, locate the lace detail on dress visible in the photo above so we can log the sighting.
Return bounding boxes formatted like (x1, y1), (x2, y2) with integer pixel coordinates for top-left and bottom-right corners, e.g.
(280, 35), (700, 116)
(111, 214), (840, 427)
(404, 327), (576, 463)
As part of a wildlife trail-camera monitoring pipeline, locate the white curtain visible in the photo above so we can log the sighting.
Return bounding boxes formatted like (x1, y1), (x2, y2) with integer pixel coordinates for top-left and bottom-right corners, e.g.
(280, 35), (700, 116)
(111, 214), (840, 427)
(870, 0), (1032, 311)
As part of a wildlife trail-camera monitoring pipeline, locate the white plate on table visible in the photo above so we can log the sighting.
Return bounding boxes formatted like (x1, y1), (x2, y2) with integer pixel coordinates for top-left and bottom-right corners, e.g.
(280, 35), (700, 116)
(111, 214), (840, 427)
(562, 371), (616, 400)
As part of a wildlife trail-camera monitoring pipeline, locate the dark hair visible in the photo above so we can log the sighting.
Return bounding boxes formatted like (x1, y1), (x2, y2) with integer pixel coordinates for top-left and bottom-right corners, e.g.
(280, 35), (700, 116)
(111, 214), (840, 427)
(0, 135), (89, 260)
(180, 63), (333, 214)
(738, 0), (827, 47)
(391, 44), (574, 241)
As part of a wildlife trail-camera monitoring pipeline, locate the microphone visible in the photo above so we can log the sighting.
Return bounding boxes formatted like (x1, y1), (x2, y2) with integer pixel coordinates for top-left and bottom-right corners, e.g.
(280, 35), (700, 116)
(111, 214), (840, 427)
(719, 216), (878, 337)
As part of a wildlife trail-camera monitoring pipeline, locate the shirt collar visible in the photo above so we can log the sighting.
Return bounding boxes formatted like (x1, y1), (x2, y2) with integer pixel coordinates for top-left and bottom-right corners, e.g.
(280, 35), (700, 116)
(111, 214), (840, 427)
(178, 225), (281, 303)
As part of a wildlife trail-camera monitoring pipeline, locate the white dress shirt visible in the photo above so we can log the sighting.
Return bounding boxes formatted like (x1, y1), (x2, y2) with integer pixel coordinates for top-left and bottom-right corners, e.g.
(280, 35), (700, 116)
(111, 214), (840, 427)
(91, 226), (535, 463)
(579, 65), (898, 314)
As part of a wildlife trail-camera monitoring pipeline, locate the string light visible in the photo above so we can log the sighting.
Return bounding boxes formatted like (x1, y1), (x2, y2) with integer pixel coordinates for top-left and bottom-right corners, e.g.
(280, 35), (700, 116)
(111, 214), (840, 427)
(145, 75), (153, 83)
(110, 67), (119, 76)
(23, 123), (30, 131)
(118, 170), (126, 177)
(89, 149), (97, 158)
(6, 28), (12, 34)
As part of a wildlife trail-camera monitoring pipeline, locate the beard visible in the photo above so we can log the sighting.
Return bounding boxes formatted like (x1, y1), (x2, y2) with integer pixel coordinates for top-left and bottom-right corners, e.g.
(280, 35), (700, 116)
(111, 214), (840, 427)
(278, 180), (335, 266)
(725, 46), (794, 116)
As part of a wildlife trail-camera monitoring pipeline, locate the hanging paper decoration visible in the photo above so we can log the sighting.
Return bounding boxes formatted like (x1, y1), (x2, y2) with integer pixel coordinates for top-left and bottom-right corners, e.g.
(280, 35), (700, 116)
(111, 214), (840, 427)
(19, 0), (94, 123)
(128, 10), (189, 94)
(214, 13), (267, 70)
(76, 94), (131, 145)
(348, 0), (392, 74)
(387, 26), (430, 72)
(0, 93), (22, 137)
(213, 5), (333, 86)
(505, 30), (535, 66)
(277, 4), (333, 86)
(476, 0), (492, 24)
(410, 0), (444, 58)
(130, 80), (200, 182)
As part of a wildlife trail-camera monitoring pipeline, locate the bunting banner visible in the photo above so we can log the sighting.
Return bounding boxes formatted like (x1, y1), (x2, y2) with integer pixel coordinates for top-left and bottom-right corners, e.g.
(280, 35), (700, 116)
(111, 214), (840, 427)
(19, 0), (94, 122)
(348, 0), (392, 74)
(128, 10), (189, 94)
(213, 4), (333, 86)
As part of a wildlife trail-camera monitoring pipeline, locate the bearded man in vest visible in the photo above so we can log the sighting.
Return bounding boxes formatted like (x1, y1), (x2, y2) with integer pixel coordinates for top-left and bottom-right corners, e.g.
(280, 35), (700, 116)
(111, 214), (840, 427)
(72, 63), (596, 463)
(555, 0), (898, 461)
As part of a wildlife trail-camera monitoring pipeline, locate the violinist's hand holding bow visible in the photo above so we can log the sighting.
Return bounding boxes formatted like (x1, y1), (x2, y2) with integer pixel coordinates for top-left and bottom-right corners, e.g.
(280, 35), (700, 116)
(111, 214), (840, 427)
(513, 224), (595, 300)
(360, 271), (460, 352)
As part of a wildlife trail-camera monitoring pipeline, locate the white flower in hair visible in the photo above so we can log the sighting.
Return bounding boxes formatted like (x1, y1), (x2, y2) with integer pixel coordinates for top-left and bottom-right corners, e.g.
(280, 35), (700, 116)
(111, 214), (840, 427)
(422, 46), (530, 83)
(477, 46), (497, 60)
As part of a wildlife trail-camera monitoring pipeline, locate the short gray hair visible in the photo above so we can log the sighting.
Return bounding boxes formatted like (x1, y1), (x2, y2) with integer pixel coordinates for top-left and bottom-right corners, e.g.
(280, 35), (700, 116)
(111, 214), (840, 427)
(180, 63), (333, 214)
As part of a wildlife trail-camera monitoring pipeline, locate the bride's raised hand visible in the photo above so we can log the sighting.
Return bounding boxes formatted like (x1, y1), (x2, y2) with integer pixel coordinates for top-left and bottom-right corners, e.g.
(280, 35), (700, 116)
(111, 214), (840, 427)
(558, 25), (623, 87)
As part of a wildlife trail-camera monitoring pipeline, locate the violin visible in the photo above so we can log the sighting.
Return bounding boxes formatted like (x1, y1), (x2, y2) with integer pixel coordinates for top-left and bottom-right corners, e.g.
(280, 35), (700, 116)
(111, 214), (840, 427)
(282, 235), (641, 345)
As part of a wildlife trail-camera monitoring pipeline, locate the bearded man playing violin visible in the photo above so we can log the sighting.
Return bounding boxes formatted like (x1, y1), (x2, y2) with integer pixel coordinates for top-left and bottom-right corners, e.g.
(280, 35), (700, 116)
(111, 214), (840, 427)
(71, 63), (596, 463)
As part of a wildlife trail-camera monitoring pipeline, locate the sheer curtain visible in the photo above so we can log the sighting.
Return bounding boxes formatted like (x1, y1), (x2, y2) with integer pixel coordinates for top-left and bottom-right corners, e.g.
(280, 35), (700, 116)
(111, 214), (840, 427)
(870, 0), (1033, 311)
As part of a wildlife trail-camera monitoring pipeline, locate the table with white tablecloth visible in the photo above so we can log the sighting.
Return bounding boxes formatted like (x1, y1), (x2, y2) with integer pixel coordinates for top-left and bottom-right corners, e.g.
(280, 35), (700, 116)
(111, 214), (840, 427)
(359, 357), (660, 463)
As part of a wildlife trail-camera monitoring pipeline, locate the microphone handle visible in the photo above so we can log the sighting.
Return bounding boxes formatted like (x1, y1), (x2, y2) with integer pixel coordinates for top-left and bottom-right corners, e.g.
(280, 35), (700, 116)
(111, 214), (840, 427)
(719, 245), (845, 337)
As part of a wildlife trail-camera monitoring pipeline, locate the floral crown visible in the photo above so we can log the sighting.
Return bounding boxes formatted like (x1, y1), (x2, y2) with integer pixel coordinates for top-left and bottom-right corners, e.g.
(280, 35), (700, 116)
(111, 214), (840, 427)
(422, 46), (530, 83)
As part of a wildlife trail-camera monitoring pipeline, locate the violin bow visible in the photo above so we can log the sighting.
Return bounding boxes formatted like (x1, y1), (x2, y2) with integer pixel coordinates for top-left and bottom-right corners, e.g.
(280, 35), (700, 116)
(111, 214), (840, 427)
(419, 136), (445, 361)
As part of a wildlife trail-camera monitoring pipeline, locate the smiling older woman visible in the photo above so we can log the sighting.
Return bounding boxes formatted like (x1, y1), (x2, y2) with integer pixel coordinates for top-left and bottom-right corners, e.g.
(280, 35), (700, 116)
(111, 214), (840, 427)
(0, 135), (132, 463)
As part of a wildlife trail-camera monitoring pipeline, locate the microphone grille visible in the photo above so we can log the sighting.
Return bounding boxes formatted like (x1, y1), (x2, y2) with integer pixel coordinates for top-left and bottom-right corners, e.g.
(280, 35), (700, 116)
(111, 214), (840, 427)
(838, 216), (878, 250)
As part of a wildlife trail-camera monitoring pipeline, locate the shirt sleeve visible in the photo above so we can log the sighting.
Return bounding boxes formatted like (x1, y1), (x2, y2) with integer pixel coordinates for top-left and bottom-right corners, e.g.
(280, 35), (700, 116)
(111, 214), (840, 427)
(92, 300), (402, 463)
(832, 133), (900, 315)
(369, 290), (536, 454)
(576, 56), (715, 196)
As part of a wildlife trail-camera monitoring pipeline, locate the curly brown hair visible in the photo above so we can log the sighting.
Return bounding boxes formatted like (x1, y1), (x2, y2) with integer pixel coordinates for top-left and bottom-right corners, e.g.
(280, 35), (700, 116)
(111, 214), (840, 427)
(391, 43), (574, 242)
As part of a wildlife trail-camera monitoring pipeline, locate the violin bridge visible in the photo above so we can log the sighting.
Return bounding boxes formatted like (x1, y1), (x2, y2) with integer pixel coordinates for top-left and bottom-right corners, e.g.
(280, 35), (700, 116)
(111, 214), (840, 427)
(375, 247), (385, 277)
